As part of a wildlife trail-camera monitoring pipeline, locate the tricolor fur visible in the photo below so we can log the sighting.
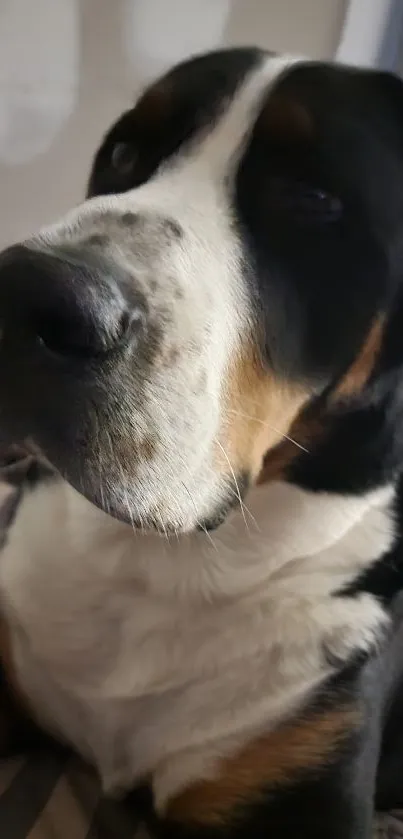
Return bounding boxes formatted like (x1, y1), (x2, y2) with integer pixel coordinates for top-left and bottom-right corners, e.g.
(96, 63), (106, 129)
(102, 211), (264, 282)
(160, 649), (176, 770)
(0, 48), (403, 837)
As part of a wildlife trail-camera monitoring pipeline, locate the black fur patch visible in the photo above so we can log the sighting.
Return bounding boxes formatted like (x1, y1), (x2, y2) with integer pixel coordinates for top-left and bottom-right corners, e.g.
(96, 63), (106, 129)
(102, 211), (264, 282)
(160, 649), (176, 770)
(4, 48), (403, 837)
(87, 48), (264, 199)
(236, 62), (403, 384)
(136, 665), (387, 839)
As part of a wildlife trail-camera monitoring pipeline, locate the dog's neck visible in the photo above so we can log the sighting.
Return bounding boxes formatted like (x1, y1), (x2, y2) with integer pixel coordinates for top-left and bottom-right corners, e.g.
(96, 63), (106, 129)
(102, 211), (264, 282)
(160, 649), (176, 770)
(43, 476), (393, 602)
(0, 475), (394, 799)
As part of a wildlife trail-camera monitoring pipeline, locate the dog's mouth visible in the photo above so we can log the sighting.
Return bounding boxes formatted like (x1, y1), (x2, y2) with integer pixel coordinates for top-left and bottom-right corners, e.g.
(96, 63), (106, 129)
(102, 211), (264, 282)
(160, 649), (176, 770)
(0, 431), (243, 534)
(0, 360), (246, 537)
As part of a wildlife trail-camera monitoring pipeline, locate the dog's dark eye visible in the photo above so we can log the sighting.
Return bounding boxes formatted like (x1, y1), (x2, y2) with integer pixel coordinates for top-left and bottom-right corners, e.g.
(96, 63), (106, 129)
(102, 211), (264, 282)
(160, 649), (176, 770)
(270, 177), (342, 225)
(111, 142), (137, 174)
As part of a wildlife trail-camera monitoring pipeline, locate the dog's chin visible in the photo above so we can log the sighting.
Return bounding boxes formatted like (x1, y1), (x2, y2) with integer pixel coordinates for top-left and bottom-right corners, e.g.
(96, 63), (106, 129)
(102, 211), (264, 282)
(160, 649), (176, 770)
(10, 436), (250, 535)
(93, 486), (243, 536)
(79, 490), (234, 536)
(63, 468), (248, 536)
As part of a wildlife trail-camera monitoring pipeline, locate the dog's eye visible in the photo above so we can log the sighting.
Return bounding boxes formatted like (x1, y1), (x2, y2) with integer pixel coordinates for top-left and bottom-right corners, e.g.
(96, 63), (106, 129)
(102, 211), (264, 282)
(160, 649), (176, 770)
(111, 142), (137, 174)
(270, 177), (342, 225)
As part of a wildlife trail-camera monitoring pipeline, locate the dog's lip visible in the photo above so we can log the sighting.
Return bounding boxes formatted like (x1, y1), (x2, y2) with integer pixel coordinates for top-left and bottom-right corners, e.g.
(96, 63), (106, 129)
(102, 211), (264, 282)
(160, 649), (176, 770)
(0, 437), (146, 525)
(2, 437), (235, 534)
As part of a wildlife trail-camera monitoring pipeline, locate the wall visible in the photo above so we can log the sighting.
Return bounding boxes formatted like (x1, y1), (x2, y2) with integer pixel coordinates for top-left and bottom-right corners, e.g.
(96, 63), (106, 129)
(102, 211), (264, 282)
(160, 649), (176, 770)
(0, 0), (347, 246)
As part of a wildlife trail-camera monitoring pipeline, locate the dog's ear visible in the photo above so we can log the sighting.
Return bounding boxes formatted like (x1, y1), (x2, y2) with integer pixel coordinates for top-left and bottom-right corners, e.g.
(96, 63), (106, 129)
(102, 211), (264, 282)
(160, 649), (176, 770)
(261, 63), (403, 232)
(259, 301), (403, 495)
(238, 62), (403, 387)
(255, 64), (403, 492)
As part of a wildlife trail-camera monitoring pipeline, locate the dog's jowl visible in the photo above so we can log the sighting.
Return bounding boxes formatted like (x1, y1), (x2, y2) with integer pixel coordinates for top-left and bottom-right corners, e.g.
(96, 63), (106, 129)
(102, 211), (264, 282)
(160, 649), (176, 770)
(1, 48), (403, 837)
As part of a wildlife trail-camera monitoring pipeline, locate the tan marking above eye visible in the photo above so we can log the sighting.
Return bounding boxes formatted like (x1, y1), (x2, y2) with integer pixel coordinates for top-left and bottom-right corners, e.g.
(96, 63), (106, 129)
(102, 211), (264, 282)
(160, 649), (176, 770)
(165, 704), (360, 826)
(135, 79), (173, 127)
(264, 93), (314, 146)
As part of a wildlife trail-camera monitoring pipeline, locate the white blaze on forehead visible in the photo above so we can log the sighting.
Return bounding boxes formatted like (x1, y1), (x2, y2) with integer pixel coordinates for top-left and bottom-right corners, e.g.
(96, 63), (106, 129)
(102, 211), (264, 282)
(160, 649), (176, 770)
(186, 54), (302, 175)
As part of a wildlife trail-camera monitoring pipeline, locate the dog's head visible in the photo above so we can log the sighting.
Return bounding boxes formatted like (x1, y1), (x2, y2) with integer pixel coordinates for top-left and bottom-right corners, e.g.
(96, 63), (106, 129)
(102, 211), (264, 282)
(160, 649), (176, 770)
(1, 48), (403, 532)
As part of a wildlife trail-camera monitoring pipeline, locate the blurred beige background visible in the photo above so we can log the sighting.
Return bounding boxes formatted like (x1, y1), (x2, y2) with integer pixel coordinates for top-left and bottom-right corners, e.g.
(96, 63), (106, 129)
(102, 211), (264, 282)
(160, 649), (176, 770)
(0, 0), (400, 247)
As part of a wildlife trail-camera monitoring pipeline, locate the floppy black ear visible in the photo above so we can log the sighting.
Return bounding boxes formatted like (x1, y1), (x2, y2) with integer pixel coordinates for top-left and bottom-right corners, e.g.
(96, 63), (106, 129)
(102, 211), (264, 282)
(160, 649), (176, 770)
(237, 61), (403, 391)
(280, 275), (403, 497)
(250, 63), (403, 494)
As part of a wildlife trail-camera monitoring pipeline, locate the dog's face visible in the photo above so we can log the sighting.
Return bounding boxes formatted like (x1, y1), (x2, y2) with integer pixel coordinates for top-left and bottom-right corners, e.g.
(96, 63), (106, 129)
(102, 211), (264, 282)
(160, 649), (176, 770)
(1, 48), (403, 531)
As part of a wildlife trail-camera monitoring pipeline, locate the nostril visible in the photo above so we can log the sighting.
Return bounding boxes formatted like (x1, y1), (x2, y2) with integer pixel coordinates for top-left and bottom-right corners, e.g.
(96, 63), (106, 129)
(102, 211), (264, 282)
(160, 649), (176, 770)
(34, 304), (145, 360)
(34, 317), (99, 359)
(0, 245), (148, 361)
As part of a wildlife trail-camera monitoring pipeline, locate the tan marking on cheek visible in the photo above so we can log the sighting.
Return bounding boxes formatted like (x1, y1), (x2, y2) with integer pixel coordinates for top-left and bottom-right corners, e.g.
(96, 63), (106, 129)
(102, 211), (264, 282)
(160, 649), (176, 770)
(166, 704), (360, 826)
(258, 316), (385, 484)
(218, 344), (309, 481)
(257, 406), (324, 484)
(332, 316), (385, 401)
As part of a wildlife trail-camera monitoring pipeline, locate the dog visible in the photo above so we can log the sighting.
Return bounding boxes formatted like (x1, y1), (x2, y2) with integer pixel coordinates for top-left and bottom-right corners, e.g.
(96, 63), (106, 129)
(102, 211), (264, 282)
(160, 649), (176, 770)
(0, 46), (403, 837)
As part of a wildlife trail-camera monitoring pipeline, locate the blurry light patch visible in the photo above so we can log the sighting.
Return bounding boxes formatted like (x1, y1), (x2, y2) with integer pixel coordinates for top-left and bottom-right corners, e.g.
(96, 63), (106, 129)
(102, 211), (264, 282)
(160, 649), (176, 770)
(0, 0), (78, 165)
(123, 0), (231, 81)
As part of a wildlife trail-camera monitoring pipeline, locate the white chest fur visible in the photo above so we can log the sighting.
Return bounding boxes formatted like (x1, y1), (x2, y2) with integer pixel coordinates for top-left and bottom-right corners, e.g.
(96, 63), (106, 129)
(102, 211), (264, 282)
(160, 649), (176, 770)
(0, 478), (395, 808)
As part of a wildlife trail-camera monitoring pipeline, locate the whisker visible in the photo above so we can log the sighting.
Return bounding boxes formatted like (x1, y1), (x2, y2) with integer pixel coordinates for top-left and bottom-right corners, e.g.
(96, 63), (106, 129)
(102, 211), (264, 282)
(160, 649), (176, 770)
(215, 439), (253, 534)
(221, 479), (260, 531)
(180, 481), (219, 552)
(155, 510), (170, 542)
(117, 461), (138, 538)
(226, 408), (309, 453)
(93, 412), (110, 516)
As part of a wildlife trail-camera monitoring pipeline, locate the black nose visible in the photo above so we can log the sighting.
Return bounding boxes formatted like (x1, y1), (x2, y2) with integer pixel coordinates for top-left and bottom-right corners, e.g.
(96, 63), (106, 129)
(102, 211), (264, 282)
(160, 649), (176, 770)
(0, 245), (145, 359)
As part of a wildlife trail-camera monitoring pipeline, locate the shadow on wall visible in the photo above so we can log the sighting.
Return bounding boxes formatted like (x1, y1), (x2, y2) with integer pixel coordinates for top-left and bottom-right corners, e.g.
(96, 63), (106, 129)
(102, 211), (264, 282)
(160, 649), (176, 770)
(0, 0), (78, 165)
(0, 0), (232, 167)
(0, 0), (349, 245)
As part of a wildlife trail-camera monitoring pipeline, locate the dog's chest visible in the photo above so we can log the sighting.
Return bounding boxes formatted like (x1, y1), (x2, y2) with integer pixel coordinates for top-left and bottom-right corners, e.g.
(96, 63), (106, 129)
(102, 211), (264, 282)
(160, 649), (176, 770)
(0, 480), (395, 804)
